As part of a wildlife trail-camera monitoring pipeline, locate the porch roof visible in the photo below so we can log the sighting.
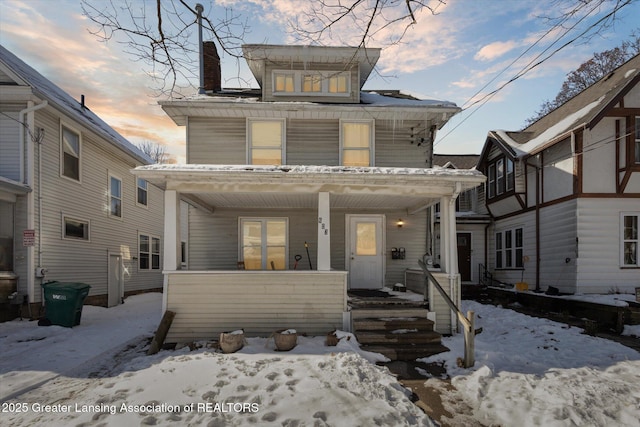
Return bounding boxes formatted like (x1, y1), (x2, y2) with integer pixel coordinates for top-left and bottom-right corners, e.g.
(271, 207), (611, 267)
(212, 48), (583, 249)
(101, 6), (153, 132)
(133, 164), (485, 212)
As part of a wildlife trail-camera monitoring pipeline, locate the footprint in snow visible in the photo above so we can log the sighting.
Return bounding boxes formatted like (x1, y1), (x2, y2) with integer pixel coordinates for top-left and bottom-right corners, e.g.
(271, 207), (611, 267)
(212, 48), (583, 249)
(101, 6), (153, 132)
(261, 412), (279, 422)
(266, 372), (279, 381)
(284, 368), (294, 376)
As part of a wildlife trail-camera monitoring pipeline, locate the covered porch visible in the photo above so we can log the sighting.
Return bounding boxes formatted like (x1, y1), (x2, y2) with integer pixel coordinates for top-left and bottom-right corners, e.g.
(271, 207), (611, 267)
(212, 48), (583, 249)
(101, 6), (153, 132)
(134, 165), (485, 343)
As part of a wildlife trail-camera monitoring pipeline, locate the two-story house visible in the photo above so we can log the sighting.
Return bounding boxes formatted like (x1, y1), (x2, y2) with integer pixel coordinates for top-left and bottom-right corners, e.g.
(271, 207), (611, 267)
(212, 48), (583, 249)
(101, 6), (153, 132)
(0, 45), (164, 320)
(134, 43), (485, 342)
(477, 53), (640, 294)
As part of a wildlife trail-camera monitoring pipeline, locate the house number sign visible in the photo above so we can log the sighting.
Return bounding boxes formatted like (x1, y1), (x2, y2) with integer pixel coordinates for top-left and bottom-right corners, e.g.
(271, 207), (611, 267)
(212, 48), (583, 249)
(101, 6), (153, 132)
(318, 217), (329, 235)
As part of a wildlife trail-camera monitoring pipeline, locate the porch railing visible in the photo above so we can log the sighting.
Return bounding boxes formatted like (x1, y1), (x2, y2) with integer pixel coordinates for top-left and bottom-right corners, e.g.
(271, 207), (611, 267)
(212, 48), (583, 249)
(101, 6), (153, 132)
(418, 260), (476, 368)
(479, 263), (494, 286)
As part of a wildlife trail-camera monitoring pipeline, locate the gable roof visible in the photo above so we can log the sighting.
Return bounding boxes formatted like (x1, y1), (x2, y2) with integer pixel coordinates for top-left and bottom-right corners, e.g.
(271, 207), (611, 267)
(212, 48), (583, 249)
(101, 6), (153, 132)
(0, 44), (152, 165)
(484, 53), (640, 159)
(433, 154), (480, 169)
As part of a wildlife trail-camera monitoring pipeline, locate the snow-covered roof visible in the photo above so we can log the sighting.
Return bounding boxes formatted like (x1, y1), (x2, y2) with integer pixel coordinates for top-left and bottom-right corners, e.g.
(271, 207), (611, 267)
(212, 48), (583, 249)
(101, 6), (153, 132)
(483, 53), (640, 159)
(0, 44), (152, 165)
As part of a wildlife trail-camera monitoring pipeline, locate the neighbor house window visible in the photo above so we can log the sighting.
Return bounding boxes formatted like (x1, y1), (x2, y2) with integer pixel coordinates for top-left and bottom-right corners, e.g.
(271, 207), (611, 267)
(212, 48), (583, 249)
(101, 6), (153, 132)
(62, 215), (89, 241)
(622, 214), (638, 267)
(240, 218), (288, 270)
(487, 156), (515, 199)
(341, 120), (373, 167)
(496, 227), (524, 269)
(274, 73), (295, 93)
(139, 234), (161, 270)
(0, 201), (14, 271)
(61, 124), (80, 181)
(248, 119), (285, 165)
(303, 74), (322, 92)
(109, 175), (122, 217)
(137, 178), (148, 207)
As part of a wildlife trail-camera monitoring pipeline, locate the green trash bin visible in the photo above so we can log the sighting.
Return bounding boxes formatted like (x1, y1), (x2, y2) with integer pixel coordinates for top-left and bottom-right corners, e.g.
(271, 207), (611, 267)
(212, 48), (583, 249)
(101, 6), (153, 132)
(41, 281), (91, 327)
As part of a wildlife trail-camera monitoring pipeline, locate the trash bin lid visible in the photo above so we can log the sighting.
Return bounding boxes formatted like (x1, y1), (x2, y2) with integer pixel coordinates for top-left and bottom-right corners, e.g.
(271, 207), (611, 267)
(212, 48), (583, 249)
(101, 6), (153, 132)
(41, 281), (91, 290)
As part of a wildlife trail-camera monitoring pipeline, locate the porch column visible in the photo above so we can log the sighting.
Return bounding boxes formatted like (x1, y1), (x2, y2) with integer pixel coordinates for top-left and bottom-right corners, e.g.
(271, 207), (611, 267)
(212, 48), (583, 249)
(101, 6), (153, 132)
(164, 190), (181, 271)
(317, 192), (331, 271)
(440, 195), (451, 272)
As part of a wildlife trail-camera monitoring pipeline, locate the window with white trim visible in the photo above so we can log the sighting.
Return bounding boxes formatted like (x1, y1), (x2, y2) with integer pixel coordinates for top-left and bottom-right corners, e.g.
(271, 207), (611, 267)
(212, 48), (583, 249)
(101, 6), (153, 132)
(247, 119), (285, 165)
(272, 70), (351, 97)
(137, 178), (148, 207)
(496, 227), (524, 269)
(329, 73), (348, 93)
(139, 234), (161, 270)
(635, 117), (640, 164)
(302, 73), (322, 93)
(622, 213), (638, 267)
(61, 124), (80, 181)
(486, 156), (515, 199)
(240, 218), (288, 270)
(341, 120), (373, 167)
(109, 175), (122, 217)
(274, 72), (295, 92)
(62, 215), (89, 241)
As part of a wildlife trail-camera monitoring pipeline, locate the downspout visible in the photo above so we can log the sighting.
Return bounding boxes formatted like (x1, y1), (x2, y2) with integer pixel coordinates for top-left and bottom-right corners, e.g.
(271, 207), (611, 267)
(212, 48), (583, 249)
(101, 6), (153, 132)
(19, 100), (48, 306)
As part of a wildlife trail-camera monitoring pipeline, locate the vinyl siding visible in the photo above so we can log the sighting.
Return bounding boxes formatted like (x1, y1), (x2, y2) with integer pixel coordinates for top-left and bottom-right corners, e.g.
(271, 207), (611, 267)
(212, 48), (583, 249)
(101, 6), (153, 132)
(165, 270), (348, 342)
(187, 117), (246, 164)
(287, 119), (339, 165)
(538, 199), (577, 293)
(375, 120), (431, 168)
(21, 107), (164, 302)
(0, 111), (21, 181)
(542, 139), (574, 202)
(488, 211), (536, 286)
(576, 198), (640, 293)
(582, 118), (617, 193)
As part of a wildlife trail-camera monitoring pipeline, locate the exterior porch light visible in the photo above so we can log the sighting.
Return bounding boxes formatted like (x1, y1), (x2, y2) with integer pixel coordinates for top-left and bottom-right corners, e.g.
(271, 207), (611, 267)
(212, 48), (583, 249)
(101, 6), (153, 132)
(396, 219), (404, 228)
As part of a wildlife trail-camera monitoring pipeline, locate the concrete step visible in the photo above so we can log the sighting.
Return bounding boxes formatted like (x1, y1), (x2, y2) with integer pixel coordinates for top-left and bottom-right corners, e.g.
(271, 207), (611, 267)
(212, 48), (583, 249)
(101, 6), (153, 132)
(355, 330), (442, 345)
(349, 298), (427, 309)
(353, 317), (435, 332)
(350, 307), (430, 319)
(362, 343), (450, 361)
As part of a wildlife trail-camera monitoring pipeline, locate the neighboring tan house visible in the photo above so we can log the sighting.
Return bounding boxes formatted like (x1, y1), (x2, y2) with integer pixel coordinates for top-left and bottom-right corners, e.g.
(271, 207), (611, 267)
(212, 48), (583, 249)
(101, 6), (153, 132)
(477, 53), (640, 294)
(134, 43), (485, 342)
(431, 154), (490, 285)
(0, 44), (164, 319)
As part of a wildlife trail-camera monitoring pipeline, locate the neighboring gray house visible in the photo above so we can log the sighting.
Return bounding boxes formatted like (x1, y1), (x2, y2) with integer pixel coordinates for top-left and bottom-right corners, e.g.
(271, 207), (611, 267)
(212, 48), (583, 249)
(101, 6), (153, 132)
(0, 45), (164, 319)
(477, 53), (640, 294)
(134, 43), (485, 342)
(432, 155), (490, 285)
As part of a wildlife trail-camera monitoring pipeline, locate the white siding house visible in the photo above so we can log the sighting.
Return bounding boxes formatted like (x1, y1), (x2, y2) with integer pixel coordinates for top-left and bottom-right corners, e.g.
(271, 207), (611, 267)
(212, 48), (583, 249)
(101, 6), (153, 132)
(0, 45), (164, 319)
(478, 54), (640, 294)
(135, 43), (485, 342)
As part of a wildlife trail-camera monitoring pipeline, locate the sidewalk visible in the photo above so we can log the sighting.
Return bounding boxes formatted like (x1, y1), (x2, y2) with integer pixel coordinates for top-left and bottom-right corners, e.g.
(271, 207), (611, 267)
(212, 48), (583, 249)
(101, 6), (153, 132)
(0, 293), (161, 401)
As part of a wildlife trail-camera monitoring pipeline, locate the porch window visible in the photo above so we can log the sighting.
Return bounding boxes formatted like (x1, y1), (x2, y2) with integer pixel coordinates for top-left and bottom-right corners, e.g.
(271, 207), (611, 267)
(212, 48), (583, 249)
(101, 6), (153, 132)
(139, 234), (161, 270)
(109, 175), (122, 218)
(622, 214), (638, 267)
(341, 120), (373, 167)
(248, 119), (285, 165)
(240, 218), (288, 270)
(61, 124), (81, 181)
(137, 178), (148, 207)
(496, 227), (524, 269)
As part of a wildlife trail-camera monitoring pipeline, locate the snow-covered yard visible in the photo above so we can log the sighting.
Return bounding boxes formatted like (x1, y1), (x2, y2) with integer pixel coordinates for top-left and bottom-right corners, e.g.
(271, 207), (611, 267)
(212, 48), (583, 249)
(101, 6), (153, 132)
(0, 291), (639, 426)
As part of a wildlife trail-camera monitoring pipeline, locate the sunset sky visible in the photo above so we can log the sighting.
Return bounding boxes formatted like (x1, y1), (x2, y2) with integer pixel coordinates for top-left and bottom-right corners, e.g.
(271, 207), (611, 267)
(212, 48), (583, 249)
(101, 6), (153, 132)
(1, 0), (638, 162)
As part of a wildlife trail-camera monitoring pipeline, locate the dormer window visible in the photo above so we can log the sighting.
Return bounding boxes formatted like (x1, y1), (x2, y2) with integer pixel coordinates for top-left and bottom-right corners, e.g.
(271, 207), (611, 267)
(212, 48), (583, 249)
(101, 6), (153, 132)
(272, 70), (351, 97)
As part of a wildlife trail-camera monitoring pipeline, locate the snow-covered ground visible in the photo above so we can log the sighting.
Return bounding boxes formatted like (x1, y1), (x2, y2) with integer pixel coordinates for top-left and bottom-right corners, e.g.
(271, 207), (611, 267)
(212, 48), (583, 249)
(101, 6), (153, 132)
(0, 292), (639, 426)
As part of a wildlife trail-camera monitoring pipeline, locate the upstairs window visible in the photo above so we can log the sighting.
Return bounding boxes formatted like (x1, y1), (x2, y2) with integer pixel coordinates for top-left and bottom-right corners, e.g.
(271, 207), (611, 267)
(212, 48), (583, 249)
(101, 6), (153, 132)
(303, 74), (322, 92)
(487, 156), (515, 199)
(137, 178), (148, 207)
(329, 74), (348, 93)
(274, 73), (294, 92)
(248, 119), (285, 165)
(61, 124), (80, 181)
(341, 120), (373, 167)
(109, 175), (122, 218)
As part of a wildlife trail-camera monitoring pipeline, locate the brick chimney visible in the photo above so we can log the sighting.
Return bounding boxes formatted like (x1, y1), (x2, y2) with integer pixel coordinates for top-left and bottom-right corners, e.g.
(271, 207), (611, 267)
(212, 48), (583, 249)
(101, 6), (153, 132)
(203, 41), (221, 92)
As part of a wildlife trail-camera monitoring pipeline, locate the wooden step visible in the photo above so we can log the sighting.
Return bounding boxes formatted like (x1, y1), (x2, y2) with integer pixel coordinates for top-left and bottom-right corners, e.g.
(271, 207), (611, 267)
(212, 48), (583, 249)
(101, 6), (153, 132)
(353, 317), (435, 332)
(361, 343), (449, 361)
(355, 330), (442, 345)
(350, 307), (430, 319)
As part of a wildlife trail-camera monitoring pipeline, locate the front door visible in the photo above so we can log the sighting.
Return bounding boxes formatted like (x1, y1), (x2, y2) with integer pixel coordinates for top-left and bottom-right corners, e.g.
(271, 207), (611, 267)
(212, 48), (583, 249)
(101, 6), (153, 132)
(347, 215), (384, 289)
(108, 253), (123, 307)
(457, 232), (472, 282)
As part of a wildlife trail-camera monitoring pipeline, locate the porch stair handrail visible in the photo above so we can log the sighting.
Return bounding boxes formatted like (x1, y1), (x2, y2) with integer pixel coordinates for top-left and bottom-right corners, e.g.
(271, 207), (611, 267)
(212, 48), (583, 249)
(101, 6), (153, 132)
(418, 259), (475, 368)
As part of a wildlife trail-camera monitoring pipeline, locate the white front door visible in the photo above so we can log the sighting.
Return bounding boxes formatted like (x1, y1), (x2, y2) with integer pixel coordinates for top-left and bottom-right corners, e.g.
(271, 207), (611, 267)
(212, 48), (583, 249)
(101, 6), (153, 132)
(108, 253), (123, 307)
(347, 215), (384, 289)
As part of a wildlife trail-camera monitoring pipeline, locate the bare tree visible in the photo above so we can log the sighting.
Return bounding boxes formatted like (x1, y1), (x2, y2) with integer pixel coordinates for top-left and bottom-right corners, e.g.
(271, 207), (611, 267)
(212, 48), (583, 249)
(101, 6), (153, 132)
(138, 140), (171, 164)
(525, 31), (640, 126)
